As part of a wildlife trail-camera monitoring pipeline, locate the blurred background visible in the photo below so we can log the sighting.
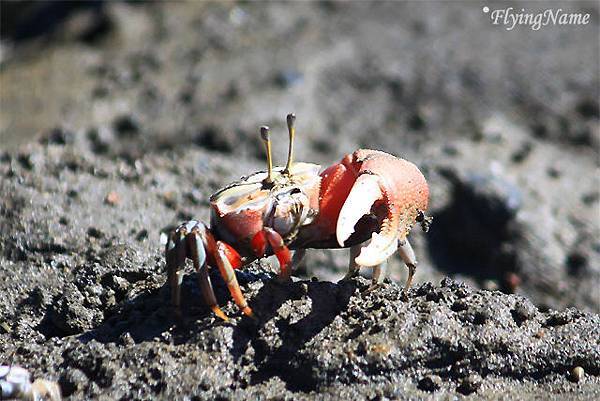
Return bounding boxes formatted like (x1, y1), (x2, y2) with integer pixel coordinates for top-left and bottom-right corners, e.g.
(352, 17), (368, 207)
(1, 1), (598, 312)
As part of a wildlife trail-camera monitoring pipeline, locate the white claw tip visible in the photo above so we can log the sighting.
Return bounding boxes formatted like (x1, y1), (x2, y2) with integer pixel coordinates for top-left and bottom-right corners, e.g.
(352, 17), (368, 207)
(354, 232), (399, 267)
(336, 222), (353, 247)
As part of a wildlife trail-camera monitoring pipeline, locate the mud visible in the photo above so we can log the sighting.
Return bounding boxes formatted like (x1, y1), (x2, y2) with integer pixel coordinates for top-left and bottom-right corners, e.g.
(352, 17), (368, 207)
(1, 2), (599, 400)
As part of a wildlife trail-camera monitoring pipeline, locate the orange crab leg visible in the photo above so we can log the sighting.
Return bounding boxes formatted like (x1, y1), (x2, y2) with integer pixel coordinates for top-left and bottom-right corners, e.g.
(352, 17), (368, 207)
(166, 221), (237, 321)
(214, 241), (255, 319)
(188, 230), (229, 321)
(218, 241), (243, 269)
(250, 230), (268, 258)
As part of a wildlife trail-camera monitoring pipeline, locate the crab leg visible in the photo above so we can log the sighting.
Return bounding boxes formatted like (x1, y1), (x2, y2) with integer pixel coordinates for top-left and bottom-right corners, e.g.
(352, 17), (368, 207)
(398, 239), (417, 292)
(291, 248), (306, 271)
(342, 243), (362, 281)
(166, 221), (233, 320)
(344, 242), (389, 292)
(362, 261), (388, 294)
(188, 230), (228, 321)
(165, 228), (188, 314)
(372, 262), (388, 284)
(214, 241), (255, 318)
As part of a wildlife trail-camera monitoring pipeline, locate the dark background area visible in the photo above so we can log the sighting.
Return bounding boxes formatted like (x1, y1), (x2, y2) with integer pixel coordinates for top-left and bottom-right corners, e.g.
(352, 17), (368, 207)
(0, 1), (598, 400)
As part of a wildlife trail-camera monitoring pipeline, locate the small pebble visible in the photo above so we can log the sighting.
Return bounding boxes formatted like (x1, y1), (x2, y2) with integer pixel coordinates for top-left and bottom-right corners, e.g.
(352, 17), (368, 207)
(483, 280), (499, 291)
(571, 366), (584, 382)
(504, 272), (521, 293)
(0, 321), (11, 333)
(454, 287), (471, 298)
(547, 166), (561, 178)
(109, 276), (130, 295)
(119, 332), (135, 346)
(425, 290), (440, 302)
(105, 191), (120, 206)
(87, 227), (104, 239)
(159, 232), (169, 246)
(512, 301), (536, 324)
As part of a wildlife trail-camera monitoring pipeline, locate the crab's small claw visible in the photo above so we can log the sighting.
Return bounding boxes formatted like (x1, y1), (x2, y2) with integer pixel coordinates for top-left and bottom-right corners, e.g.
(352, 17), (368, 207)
(251, 228), (293, 281)
(264, 227), (292, 281)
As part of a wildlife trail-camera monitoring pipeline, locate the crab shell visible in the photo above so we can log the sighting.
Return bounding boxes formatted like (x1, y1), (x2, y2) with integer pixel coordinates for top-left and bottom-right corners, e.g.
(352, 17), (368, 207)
(210, 162), (322, 250)
(209, 149), (428, 268)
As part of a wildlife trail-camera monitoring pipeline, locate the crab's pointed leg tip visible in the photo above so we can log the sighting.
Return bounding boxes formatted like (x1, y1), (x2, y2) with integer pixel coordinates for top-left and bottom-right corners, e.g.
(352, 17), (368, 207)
(336, 174), (383, 247)
(211, 306), (229, 322)
(243, 307), (258, 321)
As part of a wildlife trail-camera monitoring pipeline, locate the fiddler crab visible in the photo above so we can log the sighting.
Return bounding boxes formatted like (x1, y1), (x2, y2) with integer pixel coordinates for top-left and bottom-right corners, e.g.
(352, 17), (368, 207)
(166, 113), (431, 321)
(1, 365), (61, 401)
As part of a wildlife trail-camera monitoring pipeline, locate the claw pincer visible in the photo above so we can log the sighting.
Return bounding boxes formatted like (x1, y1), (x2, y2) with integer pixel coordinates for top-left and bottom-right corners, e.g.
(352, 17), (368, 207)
(335, 150), (428, 267)
(165, 114), (430, 320)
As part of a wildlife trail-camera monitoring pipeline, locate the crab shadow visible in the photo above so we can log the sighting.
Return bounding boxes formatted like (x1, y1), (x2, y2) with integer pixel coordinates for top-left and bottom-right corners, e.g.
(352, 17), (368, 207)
(79, 270), (254, 344)
(77, 266), (357, 392)
(231, 277), (357, 392)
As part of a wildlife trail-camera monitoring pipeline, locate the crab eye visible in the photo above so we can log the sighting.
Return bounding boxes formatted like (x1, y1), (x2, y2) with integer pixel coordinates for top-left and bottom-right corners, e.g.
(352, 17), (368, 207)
(290, 188), (301, 195)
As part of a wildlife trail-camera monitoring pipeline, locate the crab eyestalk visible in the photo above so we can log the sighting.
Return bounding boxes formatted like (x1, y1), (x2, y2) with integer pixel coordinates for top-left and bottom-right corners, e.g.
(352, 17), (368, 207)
(283, 113), (296, 174)
(260, 126), (274, 184)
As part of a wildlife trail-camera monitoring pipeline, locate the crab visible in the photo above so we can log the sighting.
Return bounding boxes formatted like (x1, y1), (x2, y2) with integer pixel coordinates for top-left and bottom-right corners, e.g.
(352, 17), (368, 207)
(166, 113), (430, 320)
(0, 365), (61, 401)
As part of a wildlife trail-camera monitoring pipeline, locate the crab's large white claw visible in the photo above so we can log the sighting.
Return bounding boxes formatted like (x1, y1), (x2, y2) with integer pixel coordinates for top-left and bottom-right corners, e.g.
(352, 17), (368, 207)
(355, 231), (399, 267)
(336, 172), (402, 267)
(336, 173), (383, 247)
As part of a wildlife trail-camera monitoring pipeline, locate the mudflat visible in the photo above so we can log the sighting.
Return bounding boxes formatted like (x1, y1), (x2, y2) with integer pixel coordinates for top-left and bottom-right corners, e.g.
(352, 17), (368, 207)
(1, 2), (598, 400)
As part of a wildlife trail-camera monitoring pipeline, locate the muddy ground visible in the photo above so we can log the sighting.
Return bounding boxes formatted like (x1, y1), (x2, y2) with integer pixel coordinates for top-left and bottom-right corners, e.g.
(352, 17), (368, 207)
(0, 2), (599, 400)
